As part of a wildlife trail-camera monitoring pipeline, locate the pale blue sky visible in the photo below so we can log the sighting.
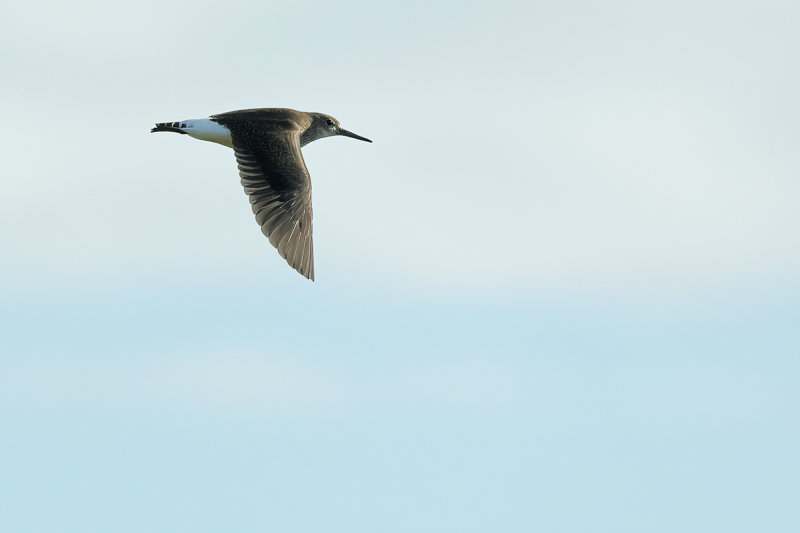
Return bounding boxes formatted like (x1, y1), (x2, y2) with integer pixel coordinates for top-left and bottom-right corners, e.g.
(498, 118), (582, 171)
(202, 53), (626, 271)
(1, 1), (799, 532)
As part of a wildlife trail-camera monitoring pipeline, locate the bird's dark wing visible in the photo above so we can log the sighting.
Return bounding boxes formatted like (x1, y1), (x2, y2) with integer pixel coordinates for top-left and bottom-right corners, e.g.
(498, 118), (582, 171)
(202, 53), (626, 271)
(221, 118), (314, 280)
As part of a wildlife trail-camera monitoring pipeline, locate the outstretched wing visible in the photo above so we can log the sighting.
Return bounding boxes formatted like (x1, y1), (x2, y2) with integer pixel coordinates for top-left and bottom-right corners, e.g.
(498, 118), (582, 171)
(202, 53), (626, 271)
(222, 118), (314, 280)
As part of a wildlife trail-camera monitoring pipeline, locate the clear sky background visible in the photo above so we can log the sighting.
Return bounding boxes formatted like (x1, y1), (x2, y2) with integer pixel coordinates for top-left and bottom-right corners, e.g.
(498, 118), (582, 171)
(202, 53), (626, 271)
(1, 1), (799, 532)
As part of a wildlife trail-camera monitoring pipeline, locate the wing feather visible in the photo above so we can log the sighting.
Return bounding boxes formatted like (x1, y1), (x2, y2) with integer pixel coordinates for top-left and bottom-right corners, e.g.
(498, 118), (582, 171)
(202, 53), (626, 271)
(220, 118), (314, 280)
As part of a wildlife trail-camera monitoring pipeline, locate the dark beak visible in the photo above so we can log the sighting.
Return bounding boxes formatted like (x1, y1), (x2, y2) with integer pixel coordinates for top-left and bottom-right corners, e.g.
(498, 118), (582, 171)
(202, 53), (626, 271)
(337, 128), (372, 143)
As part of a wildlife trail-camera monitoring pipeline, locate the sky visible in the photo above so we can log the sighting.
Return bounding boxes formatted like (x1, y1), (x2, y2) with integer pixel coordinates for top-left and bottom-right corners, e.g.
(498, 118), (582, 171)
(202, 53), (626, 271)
(1, 1), (799, 532)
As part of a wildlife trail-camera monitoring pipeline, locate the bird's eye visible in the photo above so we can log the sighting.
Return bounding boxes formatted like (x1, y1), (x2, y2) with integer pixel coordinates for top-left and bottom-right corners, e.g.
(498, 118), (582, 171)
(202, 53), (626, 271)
(326, 119), (334, 126)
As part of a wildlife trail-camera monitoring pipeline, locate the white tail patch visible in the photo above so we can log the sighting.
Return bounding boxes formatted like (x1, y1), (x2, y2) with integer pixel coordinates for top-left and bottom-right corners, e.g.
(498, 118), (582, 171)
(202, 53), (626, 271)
(180, 118), (234, 148)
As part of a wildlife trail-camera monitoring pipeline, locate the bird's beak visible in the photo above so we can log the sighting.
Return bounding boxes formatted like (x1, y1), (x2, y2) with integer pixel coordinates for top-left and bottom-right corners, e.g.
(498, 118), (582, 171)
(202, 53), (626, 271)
(337, 128), (372, 143)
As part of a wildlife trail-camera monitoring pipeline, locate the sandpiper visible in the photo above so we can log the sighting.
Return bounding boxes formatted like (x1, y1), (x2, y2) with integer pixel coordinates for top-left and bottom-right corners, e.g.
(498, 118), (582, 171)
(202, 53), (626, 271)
(151, 108), (371, 281)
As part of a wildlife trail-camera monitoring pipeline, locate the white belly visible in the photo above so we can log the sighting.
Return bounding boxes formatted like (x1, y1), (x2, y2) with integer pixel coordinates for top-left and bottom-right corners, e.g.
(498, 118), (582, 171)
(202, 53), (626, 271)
(182, 118), (234, 148)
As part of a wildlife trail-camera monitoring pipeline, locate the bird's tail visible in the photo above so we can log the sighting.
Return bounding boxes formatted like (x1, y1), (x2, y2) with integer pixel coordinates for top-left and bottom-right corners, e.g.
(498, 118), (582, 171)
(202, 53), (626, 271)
(151, 121), (189, 134)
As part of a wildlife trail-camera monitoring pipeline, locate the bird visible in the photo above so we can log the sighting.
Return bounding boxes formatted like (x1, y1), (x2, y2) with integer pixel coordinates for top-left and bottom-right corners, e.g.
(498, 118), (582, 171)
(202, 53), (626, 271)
(151, 108), (372, 281)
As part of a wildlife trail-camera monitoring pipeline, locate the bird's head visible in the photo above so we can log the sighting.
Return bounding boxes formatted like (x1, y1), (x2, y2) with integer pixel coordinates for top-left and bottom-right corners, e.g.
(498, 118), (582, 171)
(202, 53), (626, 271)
(305, 113), (372, 145)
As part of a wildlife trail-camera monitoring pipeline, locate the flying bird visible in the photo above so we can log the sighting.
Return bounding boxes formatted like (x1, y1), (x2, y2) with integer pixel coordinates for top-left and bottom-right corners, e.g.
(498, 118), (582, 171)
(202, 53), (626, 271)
(151, 108), (372, 281)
